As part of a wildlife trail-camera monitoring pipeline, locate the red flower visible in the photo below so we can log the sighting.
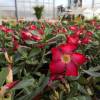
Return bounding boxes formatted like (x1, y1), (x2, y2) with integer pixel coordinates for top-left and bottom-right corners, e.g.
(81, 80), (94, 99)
(86, 31), (93, 36)
(31, 35), (42, 41)
(12, 36), (19, 51)
(30, 25), (37, 30)
(74, 29), (83, 35)
(0, 26), (7, 32)
(41, 24), (45, 30)
(62, 28), (67, 33)
(66, 35), (80, 45)
(81, 37), (91, 44)
(38, 28), (44, 35)
(96, 25), (100, 30)
(49, 44), (87, 80)
(6, 28), (13, 33)
(0, 25), (13, 34)
(0, 25), (4, 30)
(90, 20), (96, 26)
(21, 30), (42, 42)
(69, 25), (78, 31)
(37, 44), (46, 48)
(21, 31), (32, 41)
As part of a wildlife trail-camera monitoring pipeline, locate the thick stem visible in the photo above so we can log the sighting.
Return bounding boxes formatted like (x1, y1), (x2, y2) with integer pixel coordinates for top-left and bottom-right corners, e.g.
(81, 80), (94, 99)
(1, 52), (13, 100)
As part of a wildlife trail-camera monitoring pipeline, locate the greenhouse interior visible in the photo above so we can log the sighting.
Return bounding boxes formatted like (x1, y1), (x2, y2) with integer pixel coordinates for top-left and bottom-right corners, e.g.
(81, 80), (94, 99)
(0, 0), (100, 100)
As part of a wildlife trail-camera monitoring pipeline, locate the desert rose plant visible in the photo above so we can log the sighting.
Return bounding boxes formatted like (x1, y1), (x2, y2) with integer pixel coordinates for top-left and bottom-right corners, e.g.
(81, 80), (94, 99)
(0, 18), (100, 100)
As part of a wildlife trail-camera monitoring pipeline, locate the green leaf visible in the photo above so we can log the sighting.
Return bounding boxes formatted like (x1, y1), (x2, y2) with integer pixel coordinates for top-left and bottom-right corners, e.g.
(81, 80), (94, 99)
(71, 82), (87, 95)
(95, 85), (100, 90)
(44, 27), (53, 35)
(28, 48), (41, 58)
(67, 96), (91, 100)
(78, 76), (88, 85)
(0, 95), (12, 100)
(77, 83), (87, 94)
(31, 30), (38, 35)
(26, 60), (38, 65)
(12, 79), (35, 90)
(88, 66), (100, 72)
(18, 46), (28, 56)
(14, 53), (22, 62)
(59, 91), (65, 100)
(45, 34), (54, 40)
(83, 70), (100, 77)
(38, 75), (46, 86)
(20, 75), (49, 100)
(94, 77), (100, 83)
(30, 76), (49, 100)
(13, 67), (22, 75)
(25, 40), (37, 45)
(0, 68), (8, 87)
(16, 95), (28, 100)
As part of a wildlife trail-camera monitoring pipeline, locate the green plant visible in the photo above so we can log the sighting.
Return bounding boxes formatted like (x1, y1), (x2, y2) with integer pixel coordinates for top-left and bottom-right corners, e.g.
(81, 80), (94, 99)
(34, 6), (44, 20)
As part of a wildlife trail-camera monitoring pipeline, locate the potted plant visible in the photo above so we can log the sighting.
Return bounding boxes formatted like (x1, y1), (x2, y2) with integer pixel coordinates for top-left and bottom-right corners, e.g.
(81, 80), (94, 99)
(33, 6), (44, 20)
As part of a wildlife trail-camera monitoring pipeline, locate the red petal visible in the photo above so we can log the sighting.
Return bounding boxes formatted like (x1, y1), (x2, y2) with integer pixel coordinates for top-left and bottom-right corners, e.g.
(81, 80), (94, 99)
(66, 35), (79, 45)
(5, 80), (19, 89)
(96, 25), (100, 30)
(13, 37), (19, 51)
(69, 25), (78, 31)
(51, 47), (62, 61)
(37, 44), (46, 48)
(62, 28), (67, 33)
(0, 25), (3, 30)
(6, 28), (13, 33)
(72, 53), (87, 66)
(30, 25), (37, 30)
(1, 26), (7, 33)
(31, 35), (42, 41)
(86, 31), (93, 36)
(21, 31), (32, 41)
(74, 29), (83, 35)
(38, 29), (44, 35)
(50, 75), (64, 81)
(49, 61), (65, 75)
(90, 20), (96, 26)
(66, 62), (78, 76)
(59, 44), (77, 53)
(81, 37), (91, 44)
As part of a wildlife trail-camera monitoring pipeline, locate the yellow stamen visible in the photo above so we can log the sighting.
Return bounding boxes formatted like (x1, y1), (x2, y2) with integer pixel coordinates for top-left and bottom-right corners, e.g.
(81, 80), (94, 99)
(62, 54), (71, 63)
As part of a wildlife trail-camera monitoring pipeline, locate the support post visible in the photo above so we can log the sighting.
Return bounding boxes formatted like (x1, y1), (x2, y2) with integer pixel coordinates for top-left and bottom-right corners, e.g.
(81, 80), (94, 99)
(15, 0), (18, 21)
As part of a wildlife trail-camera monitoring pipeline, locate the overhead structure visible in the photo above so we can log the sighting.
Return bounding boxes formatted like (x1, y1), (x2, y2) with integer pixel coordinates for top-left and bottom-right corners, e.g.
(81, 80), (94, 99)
(0, 0), (100, 20)
(0, 0), (55, 20)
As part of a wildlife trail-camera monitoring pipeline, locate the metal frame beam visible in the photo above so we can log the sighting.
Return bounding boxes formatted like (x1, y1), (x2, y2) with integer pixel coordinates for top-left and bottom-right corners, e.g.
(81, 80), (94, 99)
(15, 0), (18, 21)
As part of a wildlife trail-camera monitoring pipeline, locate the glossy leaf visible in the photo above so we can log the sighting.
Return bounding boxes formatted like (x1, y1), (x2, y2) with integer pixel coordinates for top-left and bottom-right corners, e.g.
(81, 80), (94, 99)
(0, 68), (8, 87)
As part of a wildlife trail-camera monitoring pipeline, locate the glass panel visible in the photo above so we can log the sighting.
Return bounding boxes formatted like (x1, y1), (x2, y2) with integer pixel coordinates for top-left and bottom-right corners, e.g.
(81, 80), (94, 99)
(0, 0), (15, 6)
(0, 0), (15, 18)
(0, 0), (54, 20)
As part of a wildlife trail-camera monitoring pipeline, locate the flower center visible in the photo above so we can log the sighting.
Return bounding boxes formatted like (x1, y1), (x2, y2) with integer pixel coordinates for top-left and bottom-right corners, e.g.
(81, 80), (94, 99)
(62, 54), (71, 63)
